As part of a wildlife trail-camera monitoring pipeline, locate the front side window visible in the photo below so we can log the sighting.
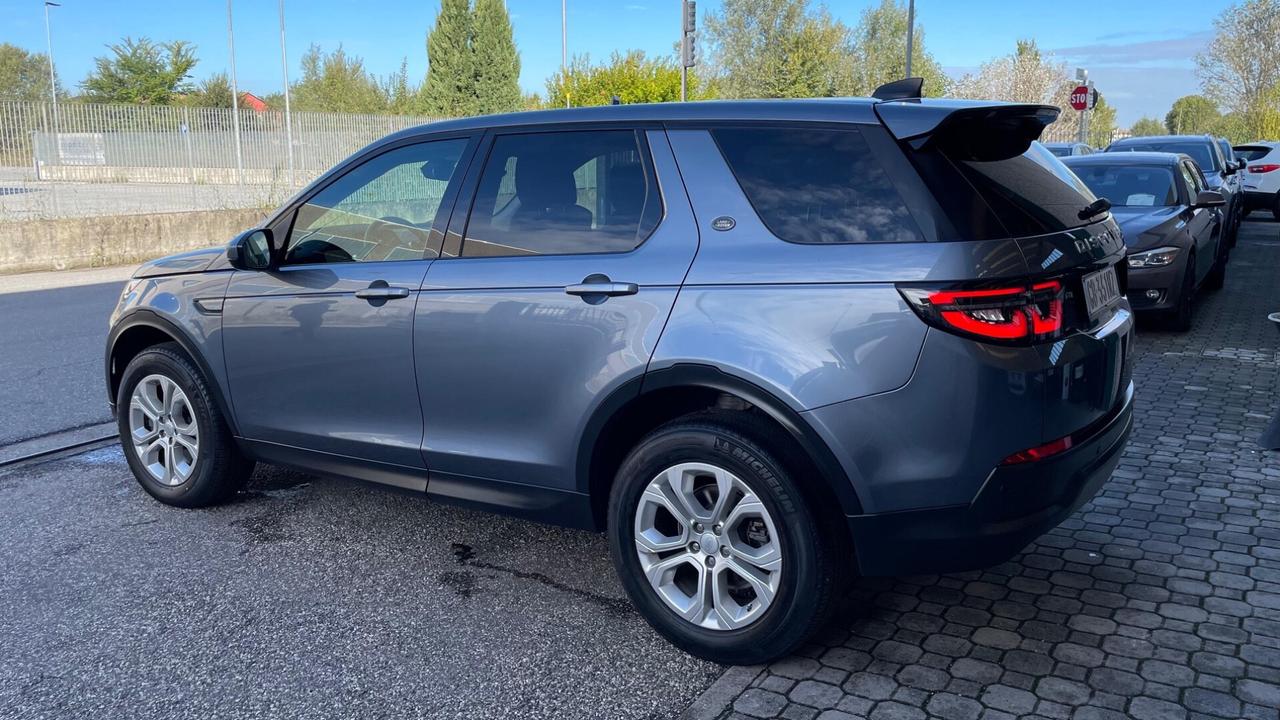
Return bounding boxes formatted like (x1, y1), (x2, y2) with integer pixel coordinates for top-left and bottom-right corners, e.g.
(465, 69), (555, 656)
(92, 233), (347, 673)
(1071, 164), (1178, 207)
(1180, 162), (1203, 195)
(284, 138), (468, 265)
(461, 130), (660, 257)
(712, 127), (920, 244)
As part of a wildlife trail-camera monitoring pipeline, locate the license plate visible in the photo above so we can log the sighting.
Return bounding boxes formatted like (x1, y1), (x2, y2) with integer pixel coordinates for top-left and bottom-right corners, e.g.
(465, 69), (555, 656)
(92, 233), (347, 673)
(1082, 265), (1121, 318)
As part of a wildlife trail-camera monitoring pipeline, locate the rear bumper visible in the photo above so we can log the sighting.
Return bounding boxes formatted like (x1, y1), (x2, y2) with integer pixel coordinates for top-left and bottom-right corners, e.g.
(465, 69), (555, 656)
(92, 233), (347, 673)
(847, 381), (1133, 577)
(1244, 190), (1277, 210)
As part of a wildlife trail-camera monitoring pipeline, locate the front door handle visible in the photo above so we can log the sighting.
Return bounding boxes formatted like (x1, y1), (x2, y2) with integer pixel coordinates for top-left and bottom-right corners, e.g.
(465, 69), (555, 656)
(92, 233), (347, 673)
(355, 281), (411, 300)
(565, 277), (638, 297)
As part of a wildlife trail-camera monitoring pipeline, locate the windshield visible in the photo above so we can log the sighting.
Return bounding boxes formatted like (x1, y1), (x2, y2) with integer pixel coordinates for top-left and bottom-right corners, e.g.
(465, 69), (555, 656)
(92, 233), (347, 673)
(1111, 141), (1219, 172)
(1069, 165), (1178, 207)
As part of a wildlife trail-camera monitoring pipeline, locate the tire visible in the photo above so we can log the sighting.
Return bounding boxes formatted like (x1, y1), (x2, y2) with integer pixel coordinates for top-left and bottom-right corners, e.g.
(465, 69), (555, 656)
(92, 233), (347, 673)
(116, 343), (254, 507)
(607, 410), (848, 664)
(1205, 247), (1227, 291)
(1168, 255), (1196, 332)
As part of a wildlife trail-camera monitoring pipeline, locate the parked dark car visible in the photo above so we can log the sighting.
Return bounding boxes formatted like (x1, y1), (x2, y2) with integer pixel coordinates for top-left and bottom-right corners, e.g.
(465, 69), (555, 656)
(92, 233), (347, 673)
(1064, 152), (1226, 329)
(1106, 134), (1242, 247)
(105, 91), (1134, 664)
(1045, 141), (1094, 157)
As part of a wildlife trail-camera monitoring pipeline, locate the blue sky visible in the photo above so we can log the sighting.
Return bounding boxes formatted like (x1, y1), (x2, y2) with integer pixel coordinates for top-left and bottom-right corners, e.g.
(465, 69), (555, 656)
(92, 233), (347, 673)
(0, 0), (1236, 125)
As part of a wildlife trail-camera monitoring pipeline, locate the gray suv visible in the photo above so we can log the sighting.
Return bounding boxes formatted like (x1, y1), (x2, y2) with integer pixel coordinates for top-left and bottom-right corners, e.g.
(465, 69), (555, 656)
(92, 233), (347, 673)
(106, 93), (1135, 664)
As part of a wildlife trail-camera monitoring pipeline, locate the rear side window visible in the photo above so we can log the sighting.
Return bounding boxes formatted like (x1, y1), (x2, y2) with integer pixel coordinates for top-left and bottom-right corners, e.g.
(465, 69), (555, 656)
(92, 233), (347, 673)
(711, 127), (921, 244)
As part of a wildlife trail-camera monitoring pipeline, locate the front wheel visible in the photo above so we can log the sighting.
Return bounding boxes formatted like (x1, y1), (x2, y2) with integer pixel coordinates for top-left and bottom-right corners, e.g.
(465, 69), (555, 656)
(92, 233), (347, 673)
(607, 412), (847, 664)
(117, 343), (255, 507)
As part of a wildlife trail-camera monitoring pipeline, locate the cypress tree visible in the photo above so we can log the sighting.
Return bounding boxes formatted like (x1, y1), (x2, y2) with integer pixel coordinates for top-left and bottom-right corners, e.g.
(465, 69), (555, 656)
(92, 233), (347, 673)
(471, 0), (522, 115)
(422, 0), (475, 116)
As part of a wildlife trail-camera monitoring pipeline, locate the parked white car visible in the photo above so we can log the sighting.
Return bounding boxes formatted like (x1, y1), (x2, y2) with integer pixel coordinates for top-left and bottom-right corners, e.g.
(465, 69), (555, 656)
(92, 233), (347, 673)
(1234, 141), (1280, 219)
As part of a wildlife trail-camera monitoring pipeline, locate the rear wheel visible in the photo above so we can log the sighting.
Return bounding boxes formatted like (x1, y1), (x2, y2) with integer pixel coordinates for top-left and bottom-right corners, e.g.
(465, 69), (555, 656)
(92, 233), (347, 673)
(117, 343), (254, 507)
(1168, 254), (1196, 332)
(607, 412), (848, 664)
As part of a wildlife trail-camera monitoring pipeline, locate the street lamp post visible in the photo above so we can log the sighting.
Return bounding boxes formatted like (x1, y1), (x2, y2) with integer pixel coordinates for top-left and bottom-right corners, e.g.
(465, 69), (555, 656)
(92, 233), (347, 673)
(561, 0), (568, 108)
(904, 0), (915, 77)
(279, 0), (295, 187)
(42, 2), (61, 143)
(227, 0), (244, 184)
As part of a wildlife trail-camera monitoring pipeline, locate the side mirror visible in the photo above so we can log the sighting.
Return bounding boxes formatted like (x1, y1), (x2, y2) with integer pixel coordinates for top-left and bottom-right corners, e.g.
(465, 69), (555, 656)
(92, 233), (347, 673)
(1194, 190), (1226, 208)
(1236, 159), (1248, 172)
(227, 229), (274, 270)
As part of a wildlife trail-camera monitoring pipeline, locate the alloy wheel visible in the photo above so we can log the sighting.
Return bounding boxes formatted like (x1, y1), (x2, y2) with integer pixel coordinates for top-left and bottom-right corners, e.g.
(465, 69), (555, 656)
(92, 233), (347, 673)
(128, 374), (199, 486)
(633, 462), (783, 631)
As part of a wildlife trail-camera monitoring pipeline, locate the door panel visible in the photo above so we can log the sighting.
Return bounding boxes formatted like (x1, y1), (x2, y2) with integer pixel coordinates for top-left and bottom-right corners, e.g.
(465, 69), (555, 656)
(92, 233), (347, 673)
(414, 129), (698, 491)
(222, 136), (474, 469)
(223, 262), (430, 467)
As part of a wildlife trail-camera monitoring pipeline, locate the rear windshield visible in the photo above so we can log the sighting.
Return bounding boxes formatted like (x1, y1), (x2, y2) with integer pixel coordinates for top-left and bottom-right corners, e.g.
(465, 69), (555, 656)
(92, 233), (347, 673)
(1110, 140), (1220, 172)
(1070, 164), (1178, 207)
(1236, 145), (1274, 162)
(950, 142), (1098, 237)
(1046, 145), (1072, 157)
(711, 127), (921, 244)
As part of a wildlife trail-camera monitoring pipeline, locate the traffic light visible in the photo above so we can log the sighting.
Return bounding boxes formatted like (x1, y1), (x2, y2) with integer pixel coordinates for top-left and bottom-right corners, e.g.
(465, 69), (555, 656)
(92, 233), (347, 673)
(682, 32), (698, 68)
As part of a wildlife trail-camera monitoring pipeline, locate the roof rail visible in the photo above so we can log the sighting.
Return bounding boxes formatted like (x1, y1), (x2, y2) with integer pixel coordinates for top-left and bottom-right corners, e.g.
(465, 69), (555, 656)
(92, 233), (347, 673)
(872, 77), (924, 101)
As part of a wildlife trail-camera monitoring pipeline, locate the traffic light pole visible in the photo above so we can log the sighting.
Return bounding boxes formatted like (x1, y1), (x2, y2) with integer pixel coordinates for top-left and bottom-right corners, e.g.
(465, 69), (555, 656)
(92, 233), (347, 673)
(681, 0), (696, 102)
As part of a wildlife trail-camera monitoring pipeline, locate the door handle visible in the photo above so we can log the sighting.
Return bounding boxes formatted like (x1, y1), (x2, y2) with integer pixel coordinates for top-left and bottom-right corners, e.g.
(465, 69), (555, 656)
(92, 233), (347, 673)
(355, 283), (411, 300)
(564, 281), (638, 297)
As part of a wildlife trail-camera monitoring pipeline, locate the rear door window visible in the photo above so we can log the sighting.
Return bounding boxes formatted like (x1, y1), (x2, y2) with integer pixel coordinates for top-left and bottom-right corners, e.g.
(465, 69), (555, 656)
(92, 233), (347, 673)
(711, 127), (921, 244)
(461, 130), (660, 257)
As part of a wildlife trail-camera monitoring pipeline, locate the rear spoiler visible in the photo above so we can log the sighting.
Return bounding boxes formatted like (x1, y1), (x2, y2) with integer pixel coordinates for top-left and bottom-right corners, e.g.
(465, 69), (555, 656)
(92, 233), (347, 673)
(875, 100), (1060, 161)
(869, 78), (1060, 161)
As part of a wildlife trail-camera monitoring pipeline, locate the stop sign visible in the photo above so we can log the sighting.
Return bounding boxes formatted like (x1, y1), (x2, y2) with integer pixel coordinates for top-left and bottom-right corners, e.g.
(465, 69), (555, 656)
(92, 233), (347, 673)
(1070, 85), (1090, 111)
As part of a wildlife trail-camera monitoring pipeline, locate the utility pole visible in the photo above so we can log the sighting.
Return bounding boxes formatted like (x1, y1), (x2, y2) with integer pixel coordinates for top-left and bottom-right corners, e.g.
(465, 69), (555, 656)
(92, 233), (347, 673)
(561, 0), (569, 107)
(681, 0), (697, 102)
(227, 0), (245, 184)
(279, 0), (295, 187)
(42, 2), (60, 146)
(904, 0), (915, 77)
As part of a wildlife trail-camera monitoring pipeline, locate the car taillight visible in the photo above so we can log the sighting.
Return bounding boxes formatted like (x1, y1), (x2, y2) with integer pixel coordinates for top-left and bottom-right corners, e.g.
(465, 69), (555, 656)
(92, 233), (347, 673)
(1248, 164), (1280, 173)
(1001, 435), (1073, 465)
(899, 280), (1065, 344)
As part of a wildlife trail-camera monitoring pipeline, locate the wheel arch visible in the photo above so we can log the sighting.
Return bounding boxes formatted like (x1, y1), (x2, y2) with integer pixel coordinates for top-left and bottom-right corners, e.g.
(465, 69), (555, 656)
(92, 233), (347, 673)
(577, 363), (863, 530)
(106, 309), (239, 436)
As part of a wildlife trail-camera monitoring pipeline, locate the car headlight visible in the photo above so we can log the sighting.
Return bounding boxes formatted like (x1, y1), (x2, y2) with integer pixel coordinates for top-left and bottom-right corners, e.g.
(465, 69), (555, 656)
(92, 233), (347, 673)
(1127, 246), (1179, 268)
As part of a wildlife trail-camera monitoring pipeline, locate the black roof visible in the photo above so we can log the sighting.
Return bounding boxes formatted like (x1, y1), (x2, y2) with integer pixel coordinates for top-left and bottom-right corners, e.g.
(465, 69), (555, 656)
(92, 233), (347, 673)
(1062, 151), (1187, 167)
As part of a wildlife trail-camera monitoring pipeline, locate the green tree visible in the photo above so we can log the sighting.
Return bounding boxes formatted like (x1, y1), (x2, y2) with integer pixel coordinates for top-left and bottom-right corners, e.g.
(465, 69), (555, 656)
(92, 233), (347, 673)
(1165, 95), (1220, 134)
(703, 0), (855, 99)
(848, 0), (946, 97)
(0, 43), (64, 101)
(421, 0), (475, 116)
(1130, 117), (1166, 136)
(179, 72), (234, 108)
(81, 37), (198, 105)
(1088, 94), (1117, 146)
(472, 0), (521, 115)
(953, 39), (1067, 105)
(384, 59), (417, 114)
(546, 51), (697, 107)
(291, 45), (389, 113)
(1196, 0), (1280, 117)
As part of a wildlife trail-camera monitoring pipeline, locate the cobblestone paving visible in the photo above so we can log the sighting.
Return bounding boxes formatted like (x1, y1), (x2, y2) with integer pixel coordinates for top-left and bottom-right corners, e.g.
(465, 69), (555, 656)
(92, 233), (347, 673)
(713, 220), (1280, 720)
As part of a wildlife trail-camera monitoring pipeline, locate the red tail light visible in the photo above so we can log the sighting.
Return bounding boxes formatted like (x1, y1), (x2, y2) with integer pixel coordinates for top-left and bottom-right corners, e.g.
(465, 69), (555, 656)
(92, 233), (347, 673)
(1249, 164), (1280, 173)
(1001, 435), (1073, 465)
(899, 280), (1065, 344)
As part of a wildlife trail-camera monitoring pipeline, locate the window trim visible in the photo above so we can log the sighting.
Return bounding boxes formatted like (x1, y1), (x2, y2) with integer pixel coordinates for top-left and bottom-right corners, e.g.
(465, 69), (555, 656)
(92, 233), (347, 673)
(269, 132), (480, 269)
(708, 122), (928, 246)
(449, 126), (665, 261)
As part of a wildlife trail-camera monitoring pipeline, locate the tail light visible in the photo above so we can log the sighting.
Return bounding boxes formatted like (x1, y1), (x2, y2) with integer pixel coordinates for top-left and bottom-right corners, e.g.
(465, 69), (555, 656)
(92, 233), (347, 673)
(1248, 164), (1280, 173)
(899, 280), (1066, 344)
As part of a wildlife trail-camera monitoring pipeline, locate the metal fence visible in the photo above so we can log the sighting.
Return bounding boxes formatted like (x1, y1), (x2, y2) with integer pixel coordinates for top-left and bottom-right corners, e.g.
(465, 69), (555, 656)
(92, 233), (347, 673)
(0, 100), (1128, 223)
(0, 101), (439, 221)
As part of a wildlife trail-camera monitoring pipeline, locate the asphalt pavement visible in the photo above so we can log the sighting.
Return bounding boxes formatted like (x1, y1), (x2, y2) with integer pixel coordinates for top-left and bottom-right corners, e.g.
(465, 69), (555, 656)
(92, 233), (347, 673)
(0, 268), (132, 446)
(0, 455), (720, 719)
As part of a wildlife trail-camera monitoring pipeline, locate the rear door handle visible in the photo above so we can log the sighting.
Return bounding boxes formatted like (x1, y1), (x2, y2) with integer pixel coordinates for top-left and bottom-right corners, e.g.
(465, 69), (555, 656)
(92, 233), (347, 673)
(564, 282), (638, 297)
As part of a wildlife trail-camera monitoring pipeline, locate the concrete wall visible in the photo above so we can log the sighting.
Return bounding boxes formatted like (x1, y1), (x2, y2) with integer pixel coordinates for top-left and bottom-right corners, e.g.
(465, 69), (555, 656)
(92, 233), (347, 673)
(0, 208), (266, 275)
